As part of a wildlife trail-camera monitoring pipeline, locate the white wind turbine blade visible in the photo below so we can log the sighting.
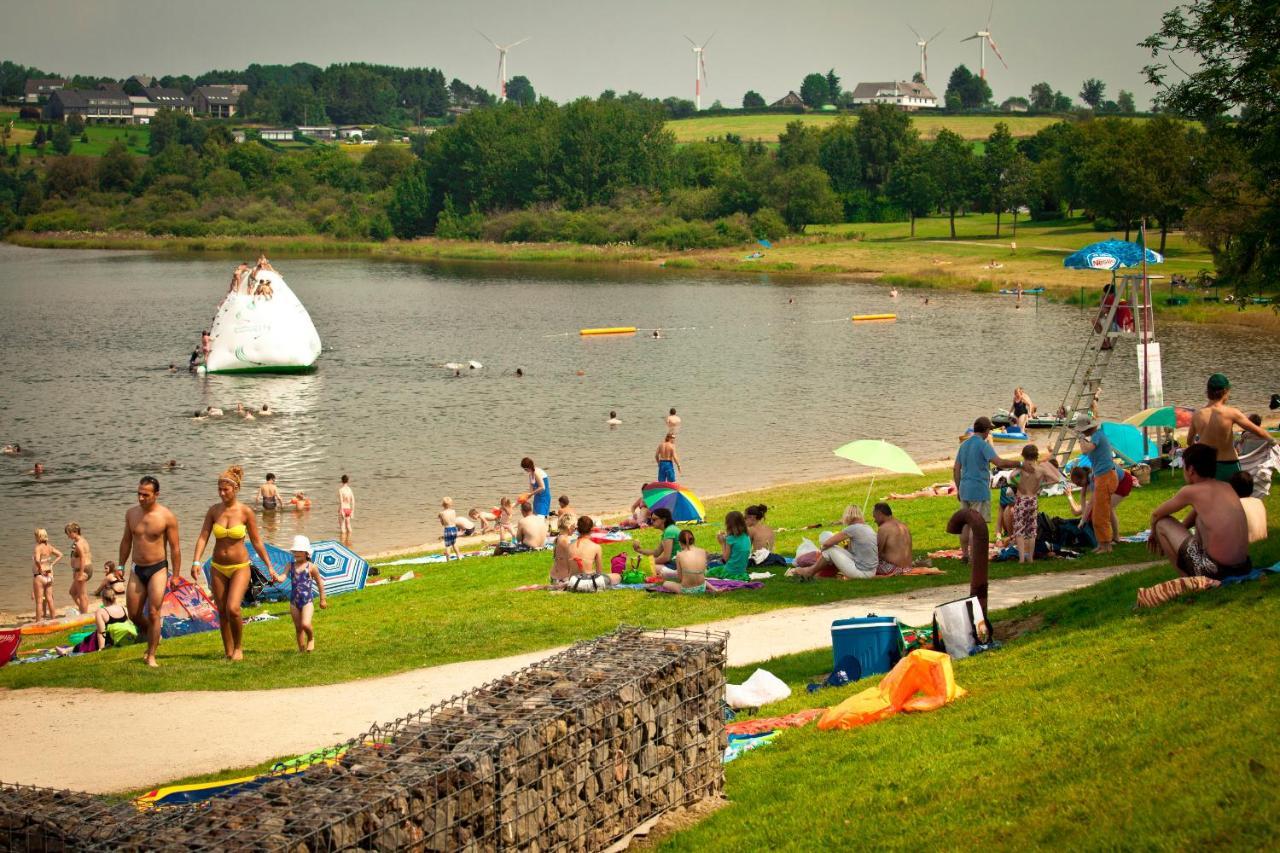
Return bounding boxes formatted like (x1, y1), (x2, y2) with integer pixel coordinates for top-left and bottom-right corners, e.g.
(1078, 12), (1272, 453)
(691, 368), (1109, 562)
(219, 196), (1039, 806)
(684, 34), (698, 47)
(701, 32), (715, 49)
(960, 32), (982, 42)
(987, 34), (1008, 68)
(476, 29), (499, 48)
(987, 0), (995, 29)
(507, 37), (530, 50)
(928, 28), (944, 44)
(908, 24), (923, 41)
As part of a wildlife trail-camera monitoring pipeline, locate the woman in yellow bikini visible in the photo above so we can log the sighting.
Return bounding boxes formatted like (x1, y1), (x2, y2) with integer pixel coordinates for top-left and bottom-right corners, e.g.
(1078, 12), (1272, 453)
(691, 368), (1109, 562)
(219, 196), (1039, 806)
(190, 465), (277, 661)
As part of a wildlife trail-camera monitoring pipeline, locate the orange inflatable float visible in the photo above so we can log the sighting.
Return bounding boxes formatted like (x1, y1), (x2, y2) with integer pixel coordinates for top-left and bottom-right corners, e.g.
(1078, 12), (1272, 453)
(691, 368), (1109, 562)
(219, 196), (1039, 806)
(817, 649), (965, 731)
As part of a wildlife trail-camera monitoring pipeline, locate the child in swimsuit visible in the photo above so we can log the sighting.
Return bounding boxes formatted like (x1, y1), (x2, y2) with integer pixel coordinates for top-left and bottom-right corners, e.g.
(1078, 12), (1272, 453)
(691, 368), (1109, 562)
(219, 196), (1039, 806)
(469, 508), (497, 534)
(662, 529), (708, 595)
(438, 497), (462, 561)
(287, 535), (326, 652)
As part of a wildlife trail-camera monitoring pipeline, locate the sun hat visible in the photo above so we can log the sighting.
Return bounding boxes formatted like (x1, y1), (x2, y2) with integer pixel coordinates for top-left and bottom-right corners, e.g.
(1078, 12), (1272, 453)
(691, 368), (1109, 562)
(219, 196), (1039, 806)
(1207, 373), (1230, 393)
(1070, 412), (1100, 434)
(290, 535), (312, 555)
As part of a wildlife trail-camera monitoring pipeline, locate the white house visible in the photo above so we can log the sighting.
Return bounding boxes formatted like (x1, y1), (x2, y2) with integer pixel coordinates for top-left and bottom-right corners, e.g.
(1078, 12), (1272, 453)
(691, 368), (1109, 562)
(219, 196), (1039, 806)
(258, 128), (295, 142)
(849, 81), (938, 110)
(337, 126), (364, 140)
(297, 125), (337, 141)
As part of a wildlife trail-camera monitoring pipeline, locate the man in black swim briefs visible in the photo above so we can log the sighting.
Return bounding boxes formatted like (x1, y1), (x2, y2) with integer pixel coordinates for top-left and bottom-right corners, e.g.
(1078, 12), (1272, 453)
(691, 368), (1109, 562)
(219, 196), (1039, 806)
(119, 476), (182, 668)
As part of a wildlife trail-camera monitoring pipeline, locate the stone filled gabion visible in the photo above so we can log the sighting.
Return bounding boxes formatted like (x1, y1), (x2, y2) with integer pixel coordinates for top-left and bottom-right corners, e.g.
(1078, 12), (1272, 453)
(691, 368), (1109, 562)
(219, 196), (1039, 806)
(0, 626), (727, 852)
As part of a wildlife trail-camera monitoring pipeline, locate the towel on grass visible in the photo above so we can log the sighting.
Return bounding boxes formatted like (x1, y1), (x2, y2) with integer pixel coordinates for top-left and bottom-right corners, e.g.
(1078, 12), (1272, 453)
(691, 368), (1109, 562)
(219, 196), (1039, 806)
(726, 708), (826, 736)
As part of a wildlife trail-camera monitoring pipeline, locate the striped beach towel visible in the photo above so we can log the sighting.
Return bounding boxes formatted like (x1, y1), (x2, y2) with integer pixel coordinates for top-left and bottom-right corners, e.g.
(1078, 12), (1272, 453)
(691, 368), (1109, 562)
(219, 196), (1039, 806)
(1135, 576), (1219, 609)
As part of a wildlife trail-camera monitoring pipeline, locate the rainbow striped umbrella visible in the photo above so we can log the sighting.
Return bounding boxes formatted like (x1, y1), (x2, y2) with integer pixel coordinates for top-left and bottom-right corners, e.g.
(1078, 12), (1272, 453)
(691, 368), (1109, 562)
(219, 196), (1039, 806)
(641, 481), (706, 523)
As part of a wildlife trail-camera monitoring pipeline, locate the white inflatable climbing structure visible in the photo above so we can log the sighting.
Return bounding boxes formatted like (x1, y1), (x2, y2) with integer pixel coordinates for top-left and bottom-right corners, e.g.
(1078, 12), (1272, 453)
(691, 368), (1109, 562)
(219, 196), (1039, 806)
(204, 267), (321, 374)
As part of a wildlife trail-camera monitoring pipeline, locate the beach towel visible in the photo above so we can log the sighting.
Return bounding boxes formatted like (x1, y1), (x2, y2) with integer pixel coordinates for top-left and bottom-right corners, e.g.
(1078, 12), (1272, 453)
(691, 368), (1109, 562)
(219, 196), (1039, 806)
(1136, 576), (1220, 608)
(1239, 442), (1280, 497)
(724, 731), (778, 763)
(705, 578), (765, 592)
(726, 708), (826, 736)
(1218, 563), (1280, 586)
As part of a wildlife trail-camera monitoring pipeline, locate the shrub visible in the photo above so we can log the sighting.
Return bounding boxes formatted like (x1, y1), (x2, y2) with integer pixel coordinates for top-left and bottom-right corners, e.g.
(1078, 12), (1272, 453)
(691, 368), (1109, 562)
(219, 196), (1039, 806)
(749, 207), (788, 241)
(25, 208), (91, 232)
(146, 218), (207, 237)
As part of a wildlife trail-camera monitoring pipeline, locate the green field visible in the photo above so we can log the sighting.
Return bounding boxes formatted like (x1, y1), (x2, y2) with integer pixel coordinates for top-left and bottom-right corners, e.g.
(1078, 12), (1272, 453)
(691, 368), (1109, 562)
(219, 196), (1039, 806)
(3, 465), (1277, 694)
(666, 113), (1076, 144)
(0, 111), (150, 156)
(660, 566), (1280, 849)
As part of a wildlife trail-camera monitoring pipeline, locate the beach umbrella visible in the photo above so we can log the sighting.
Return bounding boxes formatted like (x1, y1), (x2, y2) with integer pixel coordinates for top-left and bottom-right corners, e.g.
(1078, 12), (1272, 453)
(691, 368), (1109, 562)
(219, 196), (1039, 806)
(1063, 240), (1163, 271)
(1098, 421), (1160, 464)
(203, 541), (293, 603)
(309, 540), (370, 597)
(641, 482), (707, 523)
(833, 439), (924, 511)
(1123, 406), (1178, 429)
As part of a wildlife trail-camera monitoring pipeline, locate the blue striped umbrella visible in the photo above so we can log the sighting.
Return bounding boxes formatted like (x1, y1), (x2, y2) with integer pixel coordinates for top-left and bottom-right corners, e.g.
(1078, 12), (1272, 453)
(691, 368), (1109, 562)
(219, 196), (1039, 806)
(309, 540), (369, 597)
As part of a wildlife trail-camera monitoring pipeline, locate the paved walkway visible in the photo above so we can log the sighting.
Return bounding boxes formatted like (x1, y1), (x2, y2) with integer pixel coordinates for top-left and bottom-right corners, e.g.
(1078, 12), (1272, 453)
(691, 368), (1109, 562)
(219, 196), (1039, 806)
(0, 562), (1155, 793)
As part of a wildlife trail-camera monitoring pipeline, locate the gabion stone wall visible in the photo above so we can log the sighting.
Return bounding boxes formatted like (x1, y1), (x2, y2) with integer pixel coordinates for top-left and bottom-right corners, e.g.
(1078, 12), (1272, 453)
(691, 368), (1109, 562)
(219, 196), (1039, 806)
(0, 626), (728, 852)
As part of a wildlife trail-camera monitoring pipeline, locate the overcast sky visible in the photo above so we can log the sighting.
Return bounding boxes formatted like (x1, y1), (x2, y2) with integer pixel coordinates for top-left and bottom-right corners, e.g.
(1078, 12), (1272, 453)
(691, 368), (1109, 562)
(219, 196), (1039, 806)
(1, 0), (1177, 108)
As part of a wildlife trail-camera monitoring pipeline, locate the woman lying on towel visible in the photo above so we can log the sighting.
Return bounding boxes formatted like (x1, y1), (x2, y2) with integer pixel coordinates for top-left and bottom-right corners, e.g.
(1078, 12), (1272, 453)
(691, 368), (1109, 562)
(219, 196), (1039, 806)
(887, 482), (957, 501)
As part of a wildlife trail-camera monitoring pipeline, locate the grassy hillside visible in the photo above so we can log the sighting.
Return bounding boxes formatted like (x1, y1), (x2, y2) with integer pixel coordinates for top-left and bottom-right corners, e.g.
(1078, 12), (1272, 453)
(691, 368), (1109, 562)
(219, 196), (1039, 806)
(666, 113), (1077, 144)
(0, 110), (150, 156)
(661, 566), (1280, 849)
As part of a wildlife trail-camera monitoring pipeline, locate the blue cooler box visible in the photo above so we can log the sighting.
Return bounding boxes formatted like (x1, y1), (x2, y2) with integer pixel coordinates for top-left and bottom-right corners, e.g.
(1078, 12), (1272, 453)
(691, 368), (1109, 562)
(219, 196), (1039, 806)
(831, 615), (902, 681)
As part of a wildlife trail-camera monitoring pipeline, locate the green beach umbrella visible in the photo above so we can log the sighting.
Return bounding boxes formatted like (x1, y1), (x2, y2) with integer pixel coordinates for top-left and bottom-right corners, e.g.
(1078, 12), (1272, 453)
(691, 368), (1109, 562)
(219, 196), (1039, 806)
(834, 439), (924, 511)
(1123, 406), (1177, 429)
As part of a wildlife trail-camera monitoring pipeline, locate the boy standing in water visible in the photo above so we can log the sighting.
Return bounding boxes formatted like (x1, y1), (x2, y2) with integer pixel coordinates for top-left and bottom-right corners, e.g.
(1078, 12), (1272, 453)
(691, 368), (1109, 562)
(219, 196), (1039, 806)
(438, 497), (462, 560)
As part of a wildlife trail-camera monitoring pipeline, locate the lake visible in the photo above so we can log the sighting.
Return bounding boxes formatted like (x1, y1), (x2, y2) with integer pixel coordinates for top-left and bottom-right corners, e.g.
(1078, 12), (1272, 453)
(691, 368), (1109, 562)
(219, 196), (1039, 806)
(1, 243), (1274, 614)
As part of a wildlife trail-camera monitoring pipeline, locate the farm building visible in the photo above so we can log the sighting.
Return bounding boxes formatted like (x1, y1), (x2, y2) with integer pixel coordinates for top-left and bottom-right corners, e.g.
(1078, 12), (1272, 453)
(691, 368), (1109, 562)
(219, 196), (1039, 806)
(770, 91), (805, 109)
(849, 81), (938, 110)
(44, 88), (134, 123)
(193, 85), (246, 118)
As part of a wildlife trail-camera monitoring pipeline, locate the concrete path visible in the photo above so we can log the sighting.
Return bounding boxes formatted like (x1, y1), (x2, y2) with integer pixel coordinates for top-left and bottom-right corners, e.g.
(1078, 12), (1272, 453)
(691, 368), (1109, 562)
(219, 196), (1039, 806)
(0, 562), (1155, 794)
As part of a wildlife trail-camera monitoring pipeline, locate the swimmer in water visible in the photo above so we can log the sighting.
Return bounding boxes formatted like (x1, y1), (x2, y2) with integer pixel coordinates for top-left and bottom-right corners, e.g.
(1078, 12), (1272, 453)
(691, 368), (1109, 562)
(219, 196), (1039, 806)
(652, 329), (661, 339)
(206, 406), (223, 417)
(515, 367), (524, 378)
(607, 410), (622, 427)
(2, 443), (19, 455)
(28, 462), (45, 477)
(168, 364), (177, 373)
(163, 460), (179, 471)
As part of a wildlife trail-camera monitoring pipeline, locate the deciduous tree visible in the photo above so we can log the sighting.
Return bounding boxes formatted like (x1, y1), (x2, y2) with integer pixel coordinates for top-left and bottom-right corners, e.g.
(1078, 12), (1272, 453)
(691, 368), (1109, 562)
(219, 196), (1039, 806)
(929, 128), (976, 238)
(799, 73), (829, 108)
(742, 90), (765, 109)
(1029, 82), (1054, 111)
(886, 144), (939, 236)
(1079, 78), (1106, 108)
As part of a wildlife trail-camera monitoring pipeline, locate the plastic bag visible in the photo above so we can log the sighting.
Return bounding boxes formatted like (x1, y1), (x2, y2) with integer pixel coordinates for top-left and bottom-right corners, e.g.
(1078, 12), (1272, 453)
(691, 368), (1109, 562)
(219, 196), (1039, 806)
(725, 668), (792, 709)
(793, 537), (820, 568)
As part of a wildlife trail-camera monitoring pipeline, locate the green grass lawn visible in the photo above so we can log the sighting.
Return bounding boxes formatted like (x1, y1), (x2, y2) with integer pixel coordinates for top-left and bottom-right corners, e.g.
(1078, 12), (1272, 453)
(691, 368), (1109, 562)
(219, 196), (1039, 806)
(659, 564), (1280, 849)
(5, 117), (150, 156)
(666, 113), (1096, 144)
(3, 467), (1276, 694)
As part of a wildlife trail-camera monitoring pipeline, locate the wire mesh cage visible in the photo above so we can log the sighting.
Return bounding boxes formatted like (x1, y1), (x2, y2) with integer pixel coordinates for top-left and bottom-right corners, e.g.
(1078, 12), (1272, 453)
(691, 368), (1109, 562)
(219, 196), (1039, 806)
(0, 626), (728, 852)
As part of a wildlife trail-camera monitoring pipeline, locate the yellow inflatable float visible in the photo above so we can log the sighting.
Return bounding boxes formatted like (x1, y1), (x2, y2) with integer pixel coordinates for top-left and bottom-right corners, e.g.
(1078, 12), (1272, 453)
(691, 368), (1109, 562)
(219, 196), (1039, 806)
(579, 327), (637, 336)
(851, 314), (896, 322)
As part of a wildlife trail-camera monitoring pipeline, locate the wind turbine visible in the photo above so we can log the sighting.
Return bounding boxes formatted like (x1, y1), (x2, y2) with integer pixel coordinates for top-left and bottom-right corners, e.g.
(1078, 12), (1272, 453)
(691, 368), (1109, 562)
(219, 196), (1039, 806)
(960, 1), (1007, 80)
(684, 33), (713, 111)
(477, 31), (529, 101)
(908, 26), (945, 83)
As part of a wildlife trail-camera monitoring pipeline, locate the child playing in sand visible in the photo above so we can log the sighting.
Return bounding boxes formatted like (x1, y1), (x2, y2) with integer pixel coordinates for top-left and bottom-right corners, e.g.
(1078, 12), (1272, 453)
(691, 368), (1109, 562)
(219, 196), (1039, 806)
(1012, 445), (1060, 563)
(469, 507), (497, 534)
(438, 497), (462, 560)
(287, 535), (326, 652)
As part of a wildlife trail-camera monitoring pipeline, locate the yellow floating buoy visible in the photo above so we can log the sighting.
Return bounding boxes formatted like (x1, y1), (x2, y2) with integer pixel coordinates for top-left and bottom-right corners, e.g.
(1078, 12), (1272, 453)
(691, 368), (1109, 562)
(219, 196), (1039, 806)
(579, 327), (637, 336)
(851, 313), (896, 322)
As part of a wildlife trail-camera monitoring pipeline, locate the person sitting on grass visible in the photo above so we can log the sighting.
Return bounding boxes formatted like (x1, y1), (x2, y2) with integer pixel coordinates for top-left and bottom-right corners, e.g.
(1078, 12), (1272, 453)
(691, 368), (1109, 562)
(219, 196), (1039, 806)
(1148, 443), (1252, 581)
(709, 511), (752, 580)
(92, 586), (132, 651)
(1229, 470), (1268, 544)
(516, 501), (549, 549)
(872, 503), (913, 576)
(788, 505), (877, 580)
(569, 515), (618, 584)
(632, 507), (678, 571)
(550, 515), (575, 585)
(744, 504), (775, 552)
(662, 530), (710, 595)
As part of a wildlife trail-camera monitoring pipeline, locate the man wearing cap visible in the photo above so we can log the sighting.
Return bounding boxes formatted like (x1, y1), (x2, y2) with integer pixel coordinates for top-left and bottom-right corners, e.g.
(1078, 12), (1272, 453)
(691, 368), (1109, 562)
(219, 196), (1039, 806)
(1072, 413), (1119, 553)
(1190, 373), (1276, 481)
(953, 417), (1020, 563)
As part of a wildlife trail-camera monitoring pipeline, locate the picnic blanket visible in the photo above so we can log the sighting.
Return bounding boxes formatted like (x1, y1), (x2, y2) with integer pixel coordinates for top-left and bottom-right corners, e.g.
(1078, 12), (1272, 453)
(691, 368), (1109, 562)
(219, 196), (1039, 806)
(726, 708), (826, 736)
(707, 578), (764, 592)
(724, 731), (778, 763)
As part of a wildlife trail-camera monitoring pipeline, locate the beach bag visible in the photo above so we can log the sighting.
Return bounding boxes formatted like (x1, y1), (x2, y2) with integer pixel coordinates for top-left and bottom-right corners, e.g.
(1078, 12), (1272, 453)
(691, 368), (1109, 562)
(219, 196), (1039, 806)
(725, 668), (791, 709)
(830, 615), (903, 681)
(749, 549), (788, 568)
(793, 538), (820, 568)
(610, 553), (627, 574)
(932, 596), (991, 660)
(565, 573), (608, 593)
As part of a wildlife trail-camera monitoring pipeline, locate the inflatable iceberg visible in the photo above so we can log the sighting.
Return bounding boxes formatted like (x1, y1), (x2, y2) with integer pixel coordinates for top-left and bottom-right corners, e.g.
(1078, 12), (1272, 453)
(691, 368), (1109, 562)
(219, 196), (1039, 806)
(203, 268), (321, 374)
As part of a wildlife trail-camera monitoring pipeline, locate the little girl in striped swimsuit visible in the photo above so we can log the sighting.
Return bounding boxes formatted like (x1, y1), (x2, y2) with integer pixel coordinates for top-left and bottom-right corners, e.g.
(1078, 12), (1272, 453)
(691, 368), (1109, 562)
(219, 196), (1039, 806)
(287, 535), (326, 652)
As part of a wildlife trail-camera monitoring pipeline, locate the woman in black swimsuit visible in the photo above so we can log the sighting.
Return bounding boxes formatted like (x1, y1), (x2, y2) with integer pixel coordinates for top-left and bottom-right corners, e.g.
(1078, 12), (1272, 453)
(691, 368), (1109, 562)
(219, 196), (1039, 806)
(93, 587), (131, 649)
(257, 473), (281, 511)
(1011, 387), (1035, 432)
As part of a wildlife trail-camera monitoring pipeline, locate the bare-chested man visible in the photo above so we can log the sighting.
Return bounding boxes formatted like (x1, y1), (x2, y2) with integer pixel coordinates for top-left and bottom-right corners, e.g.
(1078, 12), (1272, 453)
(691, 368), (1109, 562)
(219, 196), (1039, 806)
(118, 476), (182, 667)
(517, 501), (549, 549)
(1190, 373), (1276, 481)
(872, 503), (913, 576)
(655, 433), (681, 482)
(1149, 443), (1252, 580)
(665, 407), (682, 435)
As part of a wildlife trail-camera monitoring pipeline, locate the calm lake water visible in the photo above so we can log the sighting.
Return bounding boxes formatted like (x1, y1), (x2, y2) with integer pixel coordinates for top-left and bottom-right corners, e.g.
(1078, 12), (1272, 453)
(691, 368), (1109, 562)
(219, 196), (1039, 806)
(1, 243), (1275, 613)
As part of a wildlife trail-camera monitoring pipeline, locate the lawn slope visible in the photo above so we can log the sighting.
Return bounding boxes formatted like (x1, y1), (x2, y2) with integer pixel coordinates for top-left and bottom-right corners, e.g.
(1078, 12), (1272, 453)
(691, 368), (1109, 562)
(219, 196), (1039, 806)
(660, 565), (1280, 850)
